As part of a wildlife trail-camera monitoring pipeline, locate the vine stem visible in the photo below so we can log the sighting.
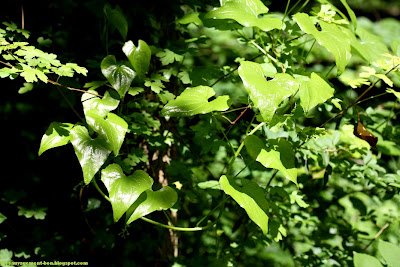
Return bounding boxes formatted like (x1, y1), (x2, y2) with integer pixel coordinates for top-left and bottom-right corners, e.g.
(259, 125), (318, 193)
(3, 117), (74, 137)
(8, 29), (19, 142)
(363, 219), (394, 251)
(92, 177), (220, 232)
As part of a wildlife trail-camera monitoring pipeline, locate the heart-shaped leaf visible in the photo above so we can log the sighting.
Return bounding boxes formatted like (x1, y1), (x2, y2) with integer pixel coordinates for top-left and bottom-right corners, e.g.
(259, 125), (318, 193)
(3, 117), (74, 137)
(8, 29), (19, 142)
(219, 175), (269, 234)
(101, 55), (136, 99)
(205, 0), (282, 31)
(101, 164), (153, 222)
(293, 13), (351, 74)
(161, 86), (230, 117)
(70, 126), (111, 184)
(126, 186), (178, 224)
(299, 72), (335, 112)
(122, 40), (151, 79)
(85, 109), (128, 156)
(82, 89), (120, 117)
(238, 61), (299, 122)
(245, 135), (297, 185)
(38, 122), (74, 156)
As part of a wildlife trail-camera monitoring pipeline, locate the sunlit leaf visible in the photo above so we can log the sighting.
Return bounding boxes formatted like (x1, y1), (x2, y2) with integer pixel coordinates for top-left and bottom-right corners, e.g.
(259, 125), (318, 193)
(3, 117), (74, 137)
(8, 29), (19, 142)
(38, 122), (74, 156)
(177, 12), (203, 26)
(353, 252), (382, 267)
(161, 86), (230, 117)
(126, 186), (178, 224)
(70, 126), (111, 184)
(156, 49), (184, 66)
(351, 27), (389, 63)
(18, 82), (34, 94)
(86, 109), (128, 156)
(245, 135), (297, 184)
(299, 72), (335, 112)
(238, 61), (299, 122)
(293, 13), (351, 74)
(219, 175), (269, 234)
(205, 0), (282, 31)
(378, 240), (400, 266)
(101, 55), (136, 99)
(101, 164), (153, 222)
(81, 89), (120, 117)
(123, 40), (151, 79)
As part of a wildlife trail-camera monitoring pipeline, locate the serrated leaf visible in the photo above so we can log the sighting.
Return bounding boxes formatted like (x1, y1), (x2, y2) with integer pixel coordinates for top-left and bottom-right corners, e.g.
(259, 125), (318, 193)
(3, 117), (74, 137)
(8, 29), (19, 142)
(245, 135), (297, 184)
(177, 12), (203, 26)
(86, 109), (128, 156)
(38, 122), (74, 156)
(126, 186), (178, 224)
(101, 55), (136, 99)
(82, 89), (120, 117)
(101, 164), (153, 222)
(238, 61), (299, 122)
(65, 63), (88, 76)
(104, 4), (128, 40)
(161, 86), (230, 117)
(20, 64), (48, 83)
(156, 49), (184, 66)
(123, 40), (151, 79)
(378, 240), (400, 266)
(205, 0), (282, 31)
(219, 175), (269, 234)
(293, 13), (351, 74)
(70, 126), (111, 184)
(353, 252), (383, 267)
(289, 191), (309, 208)
(299, 72), (335, 112)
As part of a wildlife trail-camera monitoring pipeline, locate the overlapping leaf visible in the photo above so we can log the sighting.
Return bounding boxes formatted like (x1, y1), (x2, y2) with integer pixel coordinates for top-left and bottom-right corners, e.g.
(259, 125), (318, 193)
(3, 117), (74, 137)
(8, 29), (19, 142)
(101, 55), (136, 99)
(85, 109), (128, 156)
(101, 164), (153, 222)
(205, 0), (282, 31)
(293, 13), (351, 74)
(126, 186), (178, 224)
(123, 40), (151, 79)
(70, 126), (111, 184)
(38, 122), (74, 156)
(161, 86), (230, 117)
(81, 89), (120, 117)
(299, 72), (335, 112)
(238, 61), (299, 122)
(245, 135), (297, 184)
(219, 175), (269, 234)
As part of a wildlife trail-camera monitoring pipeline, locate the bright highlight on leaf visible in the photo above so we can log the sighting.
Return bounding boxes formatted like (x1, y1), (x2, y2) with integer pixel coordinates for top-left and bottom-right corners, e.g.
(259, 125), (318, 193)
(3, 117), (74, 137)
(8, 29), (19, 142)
(205, 0), (283, 31)
(70, 126), (111, 184)
(38, 122), (74, 156)
(219, 175), (269, 234)
(161, 86), (230, 117)
(238, 61), (299, 122)
(299, 72), (335, 112)
(245, 135), (297, 185)
(82, 89), (120, 117)
(123, 40), (151, 79)
(101, 164), (153, 222)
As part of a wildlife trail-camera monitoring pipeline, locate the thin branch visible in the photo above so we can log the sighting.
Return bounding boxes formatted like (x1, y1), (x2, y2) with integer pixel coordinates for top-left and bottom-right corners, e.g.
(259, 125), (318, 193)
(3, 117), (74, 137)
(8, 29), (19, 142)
(267, 170), (279, 187)
(54, 84), (84, 121)
(47, 79), (103, 98)
(363, 219), (393, 251)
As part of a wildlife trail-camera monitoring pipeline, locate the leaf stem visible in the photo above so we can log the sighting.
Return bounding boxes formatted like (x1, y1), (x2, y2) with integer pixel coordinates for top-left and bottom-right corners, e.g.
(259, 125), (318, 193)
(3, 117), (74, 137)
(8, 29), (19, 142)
(92, 178), (110, 202)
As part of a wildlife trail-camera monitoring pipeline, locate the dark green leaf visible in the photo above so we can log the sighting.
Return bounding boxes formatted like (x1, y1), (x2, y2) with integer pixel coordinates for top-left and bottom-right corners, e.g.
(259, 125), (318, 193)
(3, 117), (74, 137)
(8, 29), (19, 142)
(70, 126), (111, 184)
(101, 55), (136, 99)
(101, 164), (153, 222)
(104, 4), (128, 40)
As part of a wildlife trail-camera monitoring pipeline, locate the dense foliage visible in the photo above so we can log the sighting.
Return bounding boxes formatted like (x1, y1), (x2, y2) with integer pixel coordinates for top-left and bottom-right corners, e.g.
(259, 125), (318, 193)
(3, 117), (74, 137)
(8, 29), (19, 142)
(1, 0), (400, 266)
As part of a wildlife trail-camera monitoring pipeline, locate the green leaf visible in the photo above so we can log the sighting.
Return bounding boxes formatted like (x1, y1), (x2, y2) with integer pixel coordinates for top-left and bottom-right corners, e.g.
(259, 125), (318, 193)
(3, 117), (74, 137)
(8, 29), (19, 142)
(161, 86), (230, 117)
(101, 164), (153, 222)
(38, 122), (74, 156)
(126, 186), (178, 224)
(70, 126), (111, 184)
(219, 175), (269, 234)
(18, 82), (33, 94)
(122, 40), (151, 79)
(245, 135), (297, 185)
(177, 12), (203, 26)
(378, 240), (400, 266)
(293, 13), (351, 74)
(65, 63), (88, 76)
(197, 180), (223, 190)
(238, 61), (299, 122)
(83, 80), (109, 90)
(20, 63), (48, 83)
(82, 89), (120, 117)
(18, 206), (47, 220)
(387, 89), (400, 99)
(299, 72), (335, 112)
(0, 213), (6, 224)
(353, 252), (383, 267)
(104, 4), (128, 40)
(205, 0), (283, 31)
(86, 109), (128, 156)
(338, 0), (357, 29)
(0, 249), (13, 263)
(289, 191), (309, 208)
(352, 27), (389, 63)
(101, 55), (136, 99)
(156, 49), (184, 66)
